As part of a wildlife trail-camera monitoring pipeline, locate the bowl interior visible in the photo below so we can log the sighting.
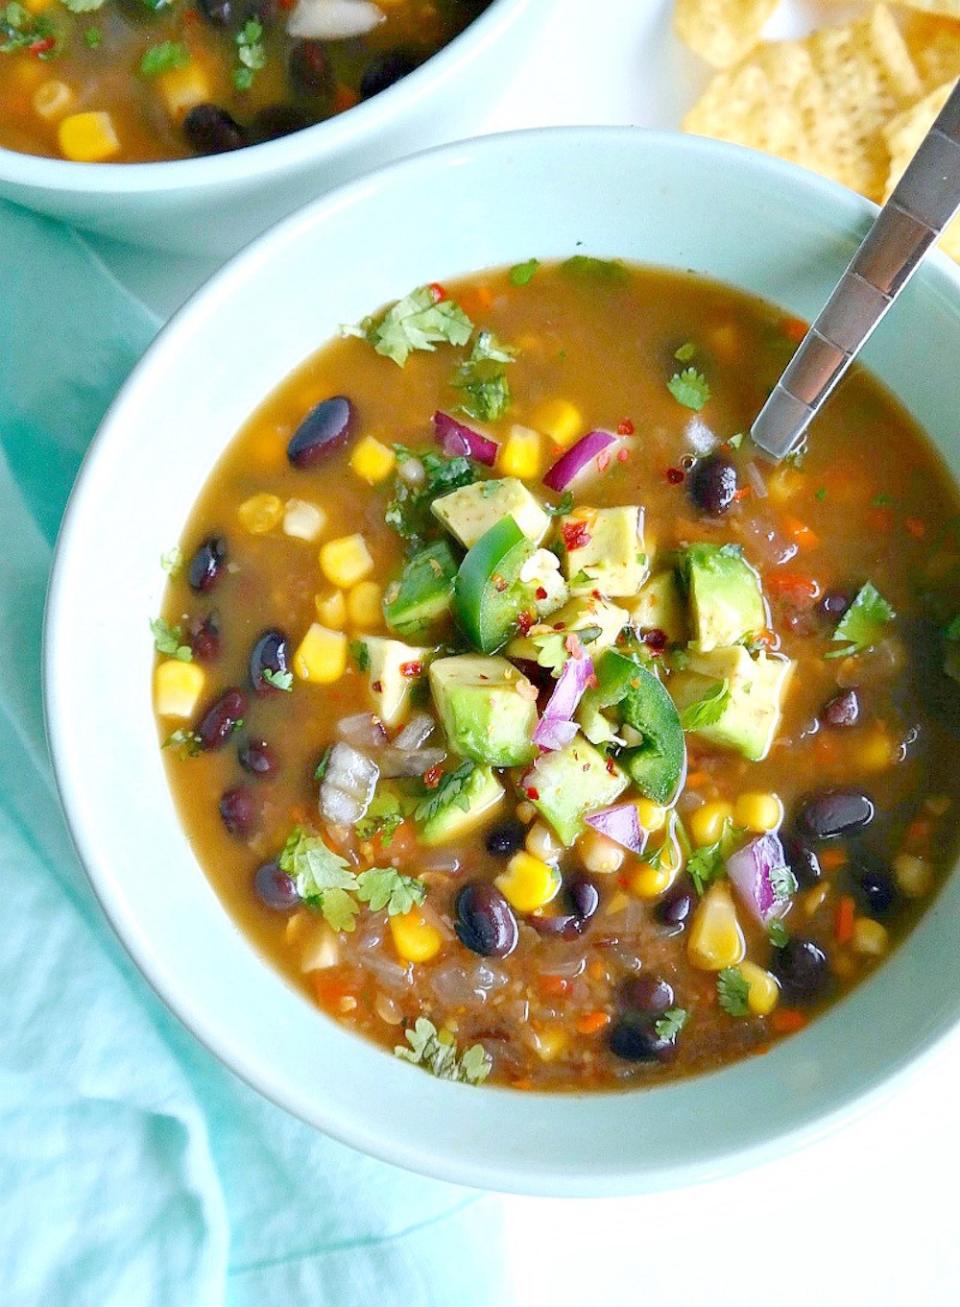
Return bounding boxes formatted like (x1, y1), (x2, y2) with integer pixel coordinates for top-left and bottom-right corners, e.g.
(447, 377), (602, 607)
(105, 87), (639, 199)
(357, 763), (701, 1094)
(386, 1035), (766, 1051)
(46, 128), (960, 1196)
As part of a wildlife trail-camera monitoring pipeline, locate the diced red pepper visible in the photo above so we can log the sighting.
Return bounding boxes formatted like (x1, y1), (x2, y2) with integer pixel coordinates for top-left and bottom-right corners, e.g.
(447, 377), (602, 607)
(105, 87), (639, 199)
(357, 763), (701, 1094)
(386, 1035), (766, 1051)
(666, 467), (684, 485)
(561, 520), (591, 552)
(422, 764), (443, 789)
(428, 282), (448, 303)
(617, 418), (635, 436)
(399, 661), (423, 678)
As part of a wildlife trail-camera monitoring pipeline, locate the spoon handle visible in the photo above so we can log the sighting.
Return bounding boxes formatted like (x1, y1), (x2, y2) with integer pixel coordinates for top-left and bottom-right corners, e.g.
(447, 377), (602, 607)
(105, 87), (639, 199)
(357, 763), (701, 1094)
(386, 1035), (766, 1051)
(751, 80), (960, 462)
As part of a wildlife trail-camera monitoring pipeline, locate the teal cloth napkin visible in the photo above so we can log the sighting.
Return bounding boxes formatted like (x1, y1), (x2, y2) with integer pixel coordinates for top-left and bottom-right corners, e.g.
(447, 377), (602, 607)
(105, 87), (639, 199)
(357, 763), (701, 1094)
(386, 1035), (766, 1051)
(0, 200), (506, 1307)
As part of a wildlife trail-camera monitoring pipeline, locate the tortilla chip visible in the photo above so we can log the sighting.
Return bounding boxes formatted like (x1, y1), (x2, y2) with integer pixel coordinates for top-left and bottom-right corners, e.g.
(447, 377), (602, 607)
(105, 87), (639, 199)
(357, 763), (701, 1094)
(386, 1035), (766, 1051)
(683, 5), (922, 200)
(883, 80), (960, 259)
(675, 0), (779, 69)
(903, 12), (960, 88)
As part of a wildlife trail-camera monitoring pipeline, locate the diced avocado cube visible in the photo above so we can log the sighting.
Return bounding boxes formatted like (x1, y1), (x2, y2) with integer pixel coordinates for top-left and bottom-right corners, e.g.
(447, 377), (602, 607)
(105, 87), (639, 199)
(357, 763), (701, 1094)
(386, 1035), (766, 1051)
(432, 477), (550, 548)
(383, 541), (458, 636)
(419, 766), (504, 846)
(429, 654), (537, 766)
(364, 636), (432, 728)
(522, 733), (628, 846)
(559, 506), (648, 597)
(669, 646), (794, 761)
(506, 594), (628, 664)
(679, 543), (766, 651)
(626, 570), (688, 644)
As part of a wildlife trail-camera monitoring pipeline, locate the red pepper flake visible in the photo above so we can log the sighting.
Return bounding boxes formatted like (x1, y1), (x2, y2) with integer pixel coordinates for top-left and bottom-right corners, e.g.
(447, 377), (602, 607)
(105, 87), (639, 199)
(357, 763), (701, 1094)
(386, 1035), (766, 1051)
(905, 516), (926, 539)
(492, 572), (508, 592)
(596, 451), (612, 474)
(428, 282), (448, 303)
(517, 609), (535, 636)
(605, 755), (617, 775)
(616, 448), (629, 463)
(561, 520), (592, 552)
(553, 622), (567, 632)
(399, 660), (423, 679)
(666, 467), (684, 485)
(733, 486), (751, 502)
(617, 418), (635, 436)
(525, 786), (540, 801)
(422, 764), (443, 789)
(535, 586), (548, 601)
(372, 680), (383, 693)
(641, 628), (668, 654)
(30, 35), (55, 55)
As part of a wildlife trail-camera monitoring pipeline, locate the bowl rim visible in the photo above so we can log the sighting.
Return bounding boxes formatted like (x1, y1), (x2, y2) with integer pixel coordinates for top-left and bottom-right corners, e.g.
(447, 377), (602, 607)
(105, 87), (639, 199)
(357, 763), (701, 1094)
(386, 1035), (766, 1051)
(43, 125), (960, 1196)
(0, 0), (531, 194)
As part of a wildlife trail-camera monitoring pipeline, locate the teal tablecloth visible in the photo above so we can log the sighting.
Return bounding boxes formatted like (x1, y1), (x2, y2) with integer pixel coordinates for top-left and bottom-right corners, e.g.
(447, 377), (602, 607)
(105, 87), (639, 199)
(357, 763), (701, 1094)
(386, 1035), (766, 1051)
(0, 201), (505, 1306)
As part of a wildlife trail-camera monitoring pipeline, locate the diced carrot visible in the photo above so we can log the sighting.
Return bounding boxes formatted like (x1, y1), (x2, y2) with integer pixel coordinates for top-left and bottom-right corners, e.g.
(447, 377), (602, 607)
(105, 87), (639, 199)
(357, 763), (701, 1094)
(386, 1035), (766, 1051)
(539, 974), (572, 998)
(511, 1078), (534, 1091)
(685, 770), (710, 789)
(905, 516), (926, 539)
(333, 85), (359, 113)
(819, 847), (847, 872)
(371, 820), (416, 862)
(771, 1008), (807, 1034)
(782, 316), (808, 344)
(783, 514), (820, 551)
(906, 819), (932, 845)
(835, 894), (856, 944)
(459, 285), (494, 316)
(576, 1011), (611, 1036)
(764, 571), (820, 602)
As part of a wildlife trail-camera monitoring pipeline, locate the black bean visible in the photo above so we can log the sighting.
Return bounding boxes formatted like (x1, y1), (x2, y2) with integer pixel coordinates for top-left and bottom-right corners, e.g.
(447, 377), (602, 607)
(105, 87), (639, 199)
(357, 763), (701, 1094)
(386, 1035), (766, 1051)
(184, 104), (246, 155)
(484, 820), (526, 858)
(194, 0), (233, 26)
(360, 48), (417, 100)
(854, 865), (897, 917)
(689, 454), (738, 515)
(655, 878), (695, 932)
(196, 687), (247, 751)
(252, 105), (313, 142)
(287, 396), (356, 468)
(771, 937), (830, 1004)
(289, 40), (332, 95)
(455, 883), (518, 958)
(567, 875), (600, 926)
(187, 535), (228, 594)
(219, 785), (258, 838)
(249, 628), (291, 695)
(782, 835), (822, 889)
(239, 738), (280, 778)
(795, 788), (875, 841)
(820, 589), (852, 619)
(254, 860), (300, 911)
(822, 688), (860, 728)
(188, 611), (221, 662)
(621, 974), (674, 1015)
(608, 1015), (676, 1063)
(527, 912), (580, 941)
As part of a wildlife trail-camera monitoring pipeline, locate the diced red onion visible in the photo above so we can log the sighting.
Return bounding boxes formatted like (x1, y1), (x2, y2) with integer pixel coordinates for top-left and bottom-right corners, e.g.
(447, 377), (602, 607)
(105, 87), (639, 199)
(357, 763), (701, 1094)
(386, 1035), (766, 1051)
(533, 718), (579, 751)
(726, 832), (791, 925)
(533, 655), (595, 751)
(542, 430), (618, 491)
(433, 411), (499, 466)
(744, 459), (768, 499)
(392, 712), (435, 751)
(585, 802), (648, 854)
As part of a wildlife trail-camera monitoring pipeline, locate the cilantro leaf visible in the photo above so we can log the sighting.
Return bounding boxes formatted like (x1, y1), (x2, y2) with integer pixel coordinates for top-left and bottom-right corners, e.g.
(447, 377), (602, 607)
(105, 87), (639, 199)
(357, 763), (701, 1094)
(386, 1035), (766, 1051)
(1, 3), (54, 53)
(825, 581), (895, 660)
(687, 838), (727, 895)
(261, 667), (293, 692)
(395, 1017), (492, 1085)
(679, 679), (729, 731)
(354, 791), (404, 846)
(944, 615), (960, 641)
(350, 640), (370, 672)
(84, 24), (101, 45)
(356, 867), (426, 916)
(413, 760), (477, 824)
(140, 40), (189, 76)
(545, 491), (574, 518)
(233, 18), (265, 91)
(150, 617), (193, 662)
(674, 341), (696, 362)
(654, 1007), (688, 1041)
(385, 452), (475, 548)
(667, 367), (711, 411)
(717, 967), (751, 1017)
(347, 286), (473, 367)
(768, 919), (789, 948)
(769, 863), (798, 904)
(314, 746), (333, 781)
(278, 827), (361, 932)
(561, 255), (629, 284)
(727, 432), (744, 450)
(509, 258), (540, 286)
(452, 331), (517, 423)
(162, 728), (202, 758)
(532, 632), (568, 674)
(160, 545), (183, 577)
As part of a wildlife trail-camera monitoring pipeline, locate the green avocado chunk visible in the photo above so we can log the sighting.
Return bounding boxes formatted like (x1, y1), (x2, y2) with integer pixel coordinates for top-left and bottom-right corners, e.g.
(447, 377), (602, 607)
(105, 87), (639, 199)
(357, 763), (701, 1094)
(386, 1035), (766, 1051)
(419, 766), (504, 846)
(669, 646), (794, 762)
(522, 733), (628, 846)
(383, 541), (458, 636)
(679, 543), (766, 651)
(584, 650), (686, 804)
(429, 654), (537, 766)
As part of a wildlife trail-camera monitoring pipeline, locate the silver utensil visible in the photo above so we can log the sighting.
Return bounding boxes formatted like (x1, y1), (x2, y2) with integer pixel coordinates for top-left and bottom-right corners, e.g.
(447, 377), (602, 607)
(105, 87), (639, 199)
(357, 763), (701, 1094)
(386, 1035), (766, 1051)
(751, 79), (960, 462)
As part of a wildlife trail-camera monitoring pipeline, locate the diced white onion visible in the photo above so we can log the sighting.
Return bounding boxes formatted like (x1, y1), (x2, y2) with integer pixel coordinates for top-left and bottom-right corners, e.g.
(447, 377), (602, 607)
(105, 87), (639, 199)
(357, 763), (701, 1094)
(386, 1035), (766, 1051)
(287, 0), (384, 40)
(284, 498), (325, 541)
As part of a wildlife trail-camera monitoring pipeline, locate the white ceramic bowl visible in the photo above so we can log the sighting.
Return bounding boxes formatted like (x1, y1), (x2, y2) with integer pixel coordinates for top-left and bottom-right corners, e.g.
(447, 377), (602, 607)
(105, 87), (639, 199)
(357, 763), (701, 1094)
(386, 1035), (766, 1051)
(46, 128), (960, 1195)
(0, 0), (535, 256)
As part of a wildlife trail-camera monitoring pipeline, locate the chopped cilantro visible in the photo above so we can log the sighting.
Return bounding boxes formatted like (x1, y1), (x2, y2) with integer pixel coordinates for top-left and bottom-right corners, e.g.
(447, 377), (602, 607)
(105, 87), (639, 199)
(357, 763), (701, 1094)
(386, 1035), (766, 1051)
(727, 432), (744, 450)
(667, 367), (711, 411)
(509, 258), (540, 286)
(825, 581), (895, 660)
(413, 760), (477, 824)
(560, 255), (629, 284)
(768, 919), (789, 948)
(654, 1007), (688, 1041)
(385, 452), (475, 548)
(160, 545), (183, 577)
(1, 3), (55, 54)
(717, 967), (751, 1017)
(355, 867), (426, 916)
(452, 330), (517, 422)
(686, 826), (735, 895)
(278, 827), (360, 932)
(646, 812), (682, 872)
(945, 615), (960, 642)
(345, 286), (473, 367)
(84, 24), (101, 45)
(545, 491), (574, 518)
(350, 640), (370, 672)
(679, 679), (729, 731)
(150, 617), (192, 662)
(261, 667), (293, 692)
(140, 40), (189, 76)
(674, 341), (696, 362)
(355, 791), (404, 846)
(872, 493), (894, 507)
(314, 746), (333, 781)
(233, 18), (265, 91)
(815, 486), (827, 502)
(162, 728), (202, 758)
(394, 1017), (492, 1085)
(532, 632), (568, 674)
(770, 863), (798, 903)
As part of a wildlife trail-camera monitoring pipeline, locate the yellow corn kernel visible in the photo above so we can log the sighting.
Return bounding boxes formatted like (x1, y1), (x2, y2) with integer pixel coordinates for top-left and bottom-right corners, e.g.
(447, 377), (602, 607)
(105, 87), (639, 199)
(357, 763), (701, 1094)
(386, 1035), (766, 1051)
(532, 398), (582, 448)
(496, 851), (561, 913)
(578, 828), (625, 875)
(350, 435), (396, 485)
(733, 792), (783, 834)
(534, 1024), (569, 1061)
(526, 820), (563, 863)
(58, 111), (120, 163)
(320, 533), (374, 589)
(293, 623), (347, 684)
(893, 853), (933, 898)
(515, 800), (536, 825)
(630, 860), (674, 899)
(284, 498), (325, 541)
(315, 589), (347, 629)
(688, 882), (745, 971)
(767, 465), (805, 505)
(32, 79), (73, 122)
(605, 890), (630, 916)
(158, 62), (211, 118)
(238, 492), (283, 534)
(858, 728), (894, 772)
(690, 801), (734, 848)
(389, 909), (442, 963)
(23, 0), (54, 13)
(852, 917), (889, 957)
(498, 425), (542, 480)
(154, 659), (205, 719)
(738, 960), (780, 1016)
(347, 580), (383, 628)
(804, 883), (829, 916)
(635, 799), (667, 833)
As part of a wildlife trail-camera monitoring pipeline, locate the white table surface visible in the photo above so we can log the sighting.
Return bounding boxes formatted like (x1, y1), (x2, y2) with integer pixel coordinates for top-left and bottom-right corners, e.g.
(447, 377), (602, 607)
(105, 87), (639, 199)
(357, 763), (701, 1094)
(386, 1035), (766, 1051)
(85, 2), (960, 1300)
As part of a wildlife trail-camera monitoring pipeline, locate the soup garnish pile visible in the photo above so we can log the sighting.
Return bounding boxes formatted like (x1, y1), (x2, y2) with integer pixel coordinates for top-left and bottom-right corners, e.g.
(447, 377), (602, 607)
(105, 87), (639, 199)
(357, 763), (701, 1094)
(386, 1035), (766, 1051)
(0, 0), (490, 163)
(154, 259), (960, 1090)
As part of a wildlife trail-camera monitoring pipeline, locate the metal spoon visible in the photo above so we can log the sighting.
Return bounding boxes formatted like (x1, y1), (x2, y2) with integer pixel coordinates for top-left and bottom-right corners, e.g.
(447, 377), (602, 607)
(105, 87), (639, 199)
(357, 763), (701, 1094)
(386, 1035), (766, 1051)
(751, 80), (960, 462)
